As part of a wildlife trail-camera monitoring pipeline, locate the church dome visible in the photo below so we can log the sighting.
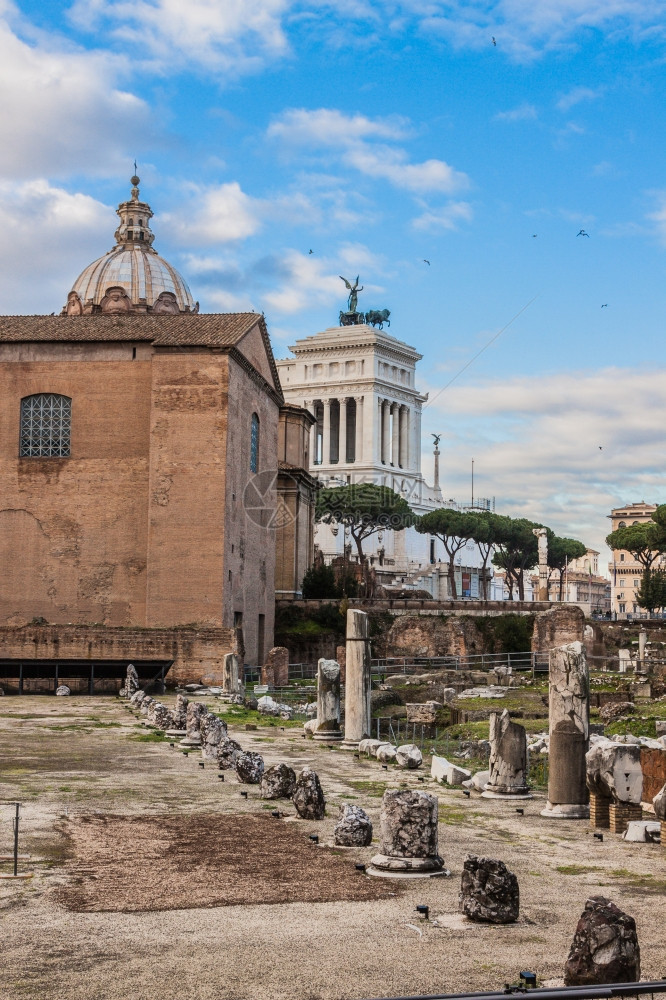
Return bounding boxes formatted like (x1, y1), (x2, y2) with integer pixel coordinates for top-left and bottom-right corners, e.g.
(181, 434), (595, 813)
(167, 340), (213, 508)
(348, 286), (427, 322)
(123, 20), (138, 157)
(62, 175), (198, 316)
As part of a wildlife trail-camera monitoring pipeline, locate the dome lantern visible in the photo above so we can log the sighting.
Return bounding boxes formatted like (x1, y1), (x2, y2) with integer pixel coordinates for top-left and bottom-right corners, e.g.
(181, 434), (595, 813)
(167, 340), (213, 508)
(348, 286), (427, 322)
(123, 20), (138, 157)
(62, 175), (198, 316)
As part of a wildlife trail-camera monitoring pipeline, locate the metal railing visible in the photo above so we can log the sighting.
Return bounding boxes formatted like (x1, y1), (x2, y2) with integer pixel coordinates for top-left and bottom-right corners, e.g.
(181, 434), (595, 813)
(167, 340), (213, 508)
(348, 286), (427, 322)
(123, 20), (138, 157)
(371, 651), (549, 675)
(363, 980), (666, 1000)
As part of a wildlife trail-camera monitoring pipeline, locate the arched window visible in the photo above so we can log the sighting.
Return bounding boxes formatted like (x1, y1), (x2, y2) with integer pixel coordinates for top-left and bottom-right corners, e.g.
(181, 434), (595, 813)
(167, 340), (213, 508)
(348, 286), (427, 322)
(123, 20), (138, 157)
(20, 394), (71, 457)
(250, 413), (260, 473)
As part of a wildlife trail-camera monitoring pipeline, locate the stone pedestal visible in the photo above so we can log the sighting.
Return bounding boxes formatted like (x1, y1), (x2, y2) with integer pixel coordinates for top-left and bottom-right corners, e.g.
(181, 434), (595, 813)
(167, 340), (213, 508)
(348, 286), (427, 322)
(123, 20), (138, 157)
(263, 647), (289, 688)
(609, 801), (642, 834)
(368, 789), (446, 878)
(589, 793), (611, 829)
(482, 709), (531, 798)
(341, 610), (371, 749)
(542, 641), (590, 819)
(313, 658), (342, 741)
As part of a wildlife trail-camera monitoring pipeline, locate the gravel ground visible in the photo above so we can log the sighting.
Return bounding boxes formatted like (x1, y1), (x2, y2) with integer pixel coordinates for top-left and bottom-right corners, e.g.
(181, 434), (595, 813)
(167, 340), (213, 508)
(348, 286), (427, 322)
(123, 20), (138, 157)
(0, 695), (665, 1000)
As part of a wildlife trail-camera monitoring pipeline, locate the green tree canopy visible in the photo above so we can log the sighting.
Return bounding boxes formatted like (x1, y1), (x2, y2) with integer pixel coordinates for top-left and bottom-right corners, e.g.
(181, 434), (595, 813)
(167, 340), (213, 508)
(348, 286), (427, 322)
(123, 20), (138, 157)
(416, 508), (483, 598)
(635, 568), (666, 613)
(548, 535), (588, 601)
(605, 522), (665, 571)
(315, 483), (416, 566)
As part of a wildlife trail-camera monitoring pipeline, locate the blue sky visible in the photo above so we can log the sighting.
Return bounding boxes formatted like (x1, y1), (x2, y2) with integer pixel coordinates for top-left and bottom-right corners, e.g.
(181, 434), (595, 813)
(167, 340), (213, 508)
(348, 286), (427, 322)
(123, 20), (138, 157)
(2, 0), (666, 563)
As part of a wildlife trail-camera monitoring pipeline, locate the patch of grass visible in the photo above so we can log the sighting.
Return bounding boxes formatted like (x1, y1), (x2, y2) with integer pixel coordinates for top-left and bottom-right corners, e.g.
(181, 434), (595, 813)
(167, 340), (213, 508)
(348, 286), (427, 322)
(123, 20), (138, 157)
(58, 786), (72, 792)
(556, 864), (602, 876)
(129, 731), (166, 742)
(349, 780), (387, 797)
(605, 718), (660, 739)
(438, 804), (466, 825)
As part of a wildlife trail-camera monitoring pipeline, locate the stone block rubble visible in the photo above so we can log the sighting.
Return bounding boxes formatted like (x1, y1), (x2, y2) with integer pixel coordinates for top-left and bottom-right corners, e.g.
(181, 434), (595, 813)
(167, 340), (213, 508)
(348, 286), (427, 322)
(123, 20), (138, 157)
(334, 804), (373, 847)
(292, 766), (326, 819)
(563, 896), (640, 985)
(482, 709), (530, 798)
(459, 855), (519, 924)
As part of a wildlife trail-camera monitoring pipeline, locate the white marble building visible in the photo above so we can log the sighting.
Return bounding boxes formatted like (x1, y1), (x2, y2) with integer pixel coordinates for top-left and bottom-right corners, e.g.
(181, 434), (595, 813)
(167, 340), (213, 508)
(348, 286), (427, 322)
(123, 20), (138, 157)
(277, 323), (499, 597)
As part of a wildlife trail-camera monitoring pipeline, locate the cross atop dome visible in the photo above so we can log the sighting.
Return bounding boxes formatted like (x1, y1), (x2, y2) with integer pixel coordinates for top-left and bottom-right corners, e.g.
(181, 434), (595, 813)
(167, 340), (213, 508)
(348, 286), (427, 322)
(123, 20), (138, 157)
(61, 175), (198, 316)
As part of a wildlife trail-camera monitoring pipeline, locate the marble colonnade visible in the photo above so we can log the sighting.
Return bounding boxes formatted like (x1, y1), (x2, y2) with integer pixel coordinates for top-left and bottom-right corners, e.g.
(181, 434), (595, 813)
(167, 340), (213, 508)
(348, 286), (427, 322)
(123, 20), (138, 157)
(306, 396), (411, 469)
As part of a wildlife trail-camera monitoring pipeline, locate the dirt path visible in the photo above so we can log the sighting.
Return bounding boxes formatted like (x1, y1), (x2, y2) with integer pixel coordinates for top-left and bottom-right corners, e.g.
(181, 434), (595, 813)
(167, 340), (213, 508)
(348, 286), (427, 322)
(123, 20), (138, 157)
(0, 696), (664, 1000)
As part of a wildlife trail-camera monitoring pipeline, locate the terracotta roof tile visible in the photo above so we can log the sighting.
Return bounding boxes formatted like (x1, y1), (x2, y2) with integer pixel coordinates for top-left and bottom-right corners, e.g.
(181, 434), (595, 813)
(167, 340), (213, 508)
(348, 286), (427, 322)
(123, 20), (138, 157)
(0, 313), (263, 346)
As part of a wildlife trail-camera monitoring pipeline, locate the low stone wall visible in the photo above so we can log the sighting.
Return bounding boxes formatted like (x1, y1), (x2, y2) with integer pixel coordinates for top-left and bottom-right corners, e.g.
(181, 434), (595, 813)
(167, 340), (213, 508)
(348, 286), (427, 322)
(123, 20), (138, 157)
(0, 623), (239, 689)
(641, 747), (666, 802)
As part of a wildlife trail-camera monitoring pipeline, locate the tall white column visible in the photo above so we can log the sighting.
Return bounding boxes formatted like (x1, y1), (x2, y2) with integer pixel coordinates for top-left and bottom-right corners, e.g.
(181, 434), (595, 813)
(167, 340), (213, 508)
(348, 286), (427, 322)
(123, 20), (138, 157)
(382, 400), (391, 465)
(305, 399), (317, 467)
(377, 397), (384, 464)
(354, 396), (363, 464)
(339, 397), (348, 465)
(391, 402), (399, 468)
(323, 398), (332, 465)
(399, 405), (408, 469)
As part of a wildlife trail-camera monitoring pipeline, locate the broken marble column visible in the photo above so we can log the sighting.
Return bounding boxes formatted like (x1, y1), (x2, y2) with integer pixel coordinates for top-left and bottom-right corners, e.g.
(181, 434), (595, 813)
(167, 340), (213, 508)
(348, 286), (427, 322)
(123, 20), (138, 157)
(368, 789), (444, 877)
(564, 896), (640, 985)
(541, 640), (590, 819)
(171, 693), (188, 731)
(586, 742), (612, 828)
(222, 653), (242, 695)
(217, 737), (242, 770)
(313, 658), (342, 741)
(292, 766), (326, 819)
(262, 646), (289, 687)
(149, 702), (174, 731)
(342, 609), (371, 748)
(124, 663), (139, 698)
(334, 804), (373, 846)
(235, 751), (265, 784)
(130, 689), (145, 706)
(482, 709), (531, 798)
(459, 855), (519, 923)
(182, 701), (208, 747)
(260, 763), (296, 799)
(200, 713), (228, 762)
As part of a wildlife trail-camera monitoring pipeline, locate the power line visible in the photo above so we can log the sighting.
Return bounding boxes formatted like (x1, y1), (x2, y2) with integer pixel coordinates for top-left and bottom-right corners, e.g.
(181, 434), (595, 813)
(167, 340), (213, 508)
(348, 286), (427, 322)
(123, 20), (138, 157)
(424, 293), (539, 410)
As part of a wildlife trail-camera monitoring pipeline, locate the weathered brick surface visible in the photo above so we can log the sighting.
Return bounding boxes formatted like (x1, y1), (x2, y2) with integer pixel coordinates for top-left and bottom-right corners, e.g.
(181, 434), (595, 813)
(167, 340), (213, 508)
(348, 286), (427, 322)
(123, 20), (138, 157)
(0, 623), (237, 687)
(0, 332), (280, 666)
(640, 747), (666, 802)
(609, 801), (642, 834)
(590, 792), (611, 829)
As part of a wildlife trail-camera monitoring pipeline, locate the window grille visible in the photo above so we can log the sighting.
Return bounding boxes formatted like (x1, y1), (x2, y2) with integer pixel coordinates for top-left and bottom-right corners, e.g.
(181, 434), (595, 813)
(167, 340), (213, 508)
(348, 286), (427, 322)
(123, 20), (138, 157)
(250, 413), (259, 473)
(20, 394), (71, 457)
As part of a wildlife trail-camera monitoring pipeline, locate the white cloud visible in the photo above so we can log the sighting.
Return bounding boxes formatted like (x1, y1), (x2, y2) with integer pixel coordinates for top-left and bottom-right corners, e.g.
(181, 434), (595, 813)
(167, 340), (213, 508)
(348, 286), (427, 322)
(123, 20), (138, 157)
(647, 191), (666, 245)
(160, 182), (261, 245)
(412, 201), (473, 231)
(68, 0), (290, 73)
(268, 107), (469, 195)
(556, 85), (604, 111)
(0, 179), (112, 313)
(494, 103), (538, 122)
(421, 366), (666, 558)
(0, 12), (148, 178)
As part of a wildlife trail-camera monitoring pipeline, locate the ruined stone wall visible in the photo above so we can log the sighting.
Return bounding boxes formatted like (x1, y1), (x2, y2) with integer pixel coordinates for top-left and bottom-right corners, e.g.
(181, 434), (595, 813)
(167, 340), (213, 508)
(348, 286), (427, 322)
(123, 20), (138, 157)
(0, 623), (238, 687)
(531, 605), (585, 653)
(0, 346), (152, 626)
(375, 614), (486, 660)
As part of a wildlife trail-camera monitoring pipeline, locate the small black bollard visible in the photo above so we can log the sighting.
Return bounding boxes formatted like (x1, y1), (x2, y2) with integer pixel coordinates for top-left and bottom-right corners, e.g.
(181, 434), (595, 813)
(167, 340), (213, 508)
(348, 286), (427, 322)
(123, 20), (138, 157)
(417, 776), (425, 782)
(594, 832), (603, 841)
(516, 808), (524, 815)
(182, 751), (189, 757)
(309, 834), (319, 844)
(240, 790), (248, 798)
(169, 742), (175, 748)
(218, 774), (225, 781)
(462, 789), (471, 798)
(355, 863), (366, 873)
(415, 905), (429, 920)
(199, 762), (205, 769)
(520, 971), (537, 989)
(271, 810), (281, 818)
(382, 765), (388, 770)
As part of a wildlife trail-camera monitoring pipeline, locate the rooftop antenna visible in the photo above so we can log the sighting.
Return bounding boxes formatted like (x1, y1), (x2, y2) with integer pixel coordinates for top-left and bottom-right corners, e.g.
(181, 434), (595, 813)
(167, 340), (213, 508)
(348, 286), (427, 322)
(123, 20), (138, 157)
(471, 458), (474, 508)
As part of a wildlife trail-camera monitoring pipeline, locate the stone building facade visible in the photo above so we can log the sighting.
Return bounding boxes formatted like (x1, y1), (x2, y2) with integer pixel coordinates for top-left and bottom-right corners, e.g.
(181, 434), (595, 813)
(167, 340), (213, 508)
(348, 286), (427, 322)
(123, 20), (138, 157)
(0, 177), (311, 687)
(608, 502), (665, 615)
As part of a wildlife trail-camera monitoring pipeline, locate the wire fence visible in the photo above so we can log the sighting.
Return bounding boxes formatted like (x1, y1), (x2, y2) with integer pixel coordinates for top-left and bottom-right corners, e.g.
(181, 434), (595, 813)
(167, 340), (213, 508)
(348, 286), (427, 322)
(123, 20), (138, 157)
(362, 980), (666, 1000)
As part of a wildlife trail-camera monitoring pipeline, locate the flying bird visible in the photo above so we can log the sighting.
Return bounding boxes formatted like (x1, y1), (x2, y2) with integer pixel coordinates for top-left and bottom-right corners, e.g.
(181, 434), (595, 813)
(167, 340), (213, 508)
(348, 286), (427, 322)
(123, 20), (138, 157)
(576, 229), (589, 237)
(492, 36), (496, 45)
(308, 249), (314, 254)
(423, 259), (430, 265)
(599, 446), (603, 451)
(601, 303), (608, 308)
(532, 234), (537, 238)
